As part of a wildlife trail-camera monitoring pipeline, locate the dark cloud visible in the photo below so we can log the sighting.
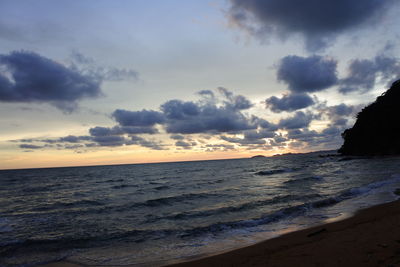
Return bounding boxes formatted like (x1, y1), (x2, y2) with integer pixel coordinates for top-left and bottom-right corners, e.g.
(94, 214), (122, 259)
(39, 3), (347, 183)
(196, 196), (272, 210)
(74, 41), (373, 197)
(278, 111), (314, 129)
(91, 135), (129, 147)
(112, 109), (165, 127)
(227, 0), (395, 51)
(163, 104), (257, 134)
(321, 125), (342, 136)
(221, 135), (266, 145)
(59, 135), (92, 143)
(243, 129), (275, 140)
(333, 118), (348, 126)
(273, 135), (287, 143)
(266, 93), (314, 112)
(70, 51), (95, 65)
(285, 125), (345, 150)
(197, 90), (215, 97)
(89, 125), (157, 136)
(253, 117), (279, 131)
(14, 84), (352, 152)
(218, 128), (276, 147)
(286, 128), (319, 142)
(161, 100), (200, 120)
(217, 87), (253, 110)
(131, 136), (165, 150)
(19, 144), (44, 149)
(117, 126), (158, 134)
(203, 144), (235, 152)
(175, 140), (197, 150)
(86, 125), (160, 147)
(277, 55), (338, 93)
(330, 104), (354, 117)
(89, 126), (116, 137)
(317, 103), (360, 127)
(170, 134), (185, 140)
(64, 144), (85, 150)
(160, 89), (257, 134)
(339, 55), (400, 94)
(0, 51), (101, 112)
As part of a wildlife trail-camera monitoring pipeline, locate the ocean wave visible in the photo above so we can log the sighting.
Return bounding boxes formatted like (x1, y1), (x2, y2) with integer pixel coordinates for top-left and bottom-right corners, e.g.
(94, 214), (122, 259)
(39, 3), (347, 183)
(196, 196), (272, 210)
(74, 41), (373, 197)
(142, 192), (222, 207)
(3, 176), (400, 256)
(145, 193), (322, 223)
(179, 177), (400, 238)
(111, 184), (138, 189)
(255, 168), (294, 176)
(97, 178), (125, 183)
(283, 176), (323, 184)
(30, 199), (105, 212)
(153, 185), (170, 191)
(0, 218), (13, 233)
(0, 227), (174, 255)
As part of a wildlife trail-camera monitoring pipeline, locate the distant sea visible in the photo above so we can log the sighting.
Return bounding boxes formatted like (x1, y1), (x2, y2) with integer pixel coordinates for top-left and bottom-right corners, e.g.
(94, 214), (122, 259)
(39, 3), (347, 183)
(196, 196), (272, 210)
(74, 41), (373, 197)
(1, 151), (400, 266)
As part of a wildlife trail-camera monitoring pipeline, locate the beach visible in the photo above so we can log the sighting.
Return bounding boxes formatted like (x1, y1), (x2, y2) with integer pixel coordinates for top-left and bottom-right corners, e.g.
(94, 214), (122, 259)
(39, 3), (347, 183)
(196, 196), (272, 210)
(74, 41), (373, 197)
(169, 199), (400, 267)
(39, 199), (400, 267)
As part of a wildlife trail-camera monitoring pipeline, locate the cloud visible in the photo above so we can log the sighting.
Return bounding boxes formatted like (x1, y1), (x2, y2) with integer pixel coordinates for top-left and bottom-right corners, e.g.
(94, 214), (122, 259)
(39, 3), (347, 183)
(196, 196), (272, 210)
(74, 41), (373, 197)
(278, 111), (314, 129)
(197, 90), (215, 97)
(15, 87), (262, 151)
(329, 104), (355, 117)
(203, 144), (235, 152)
(87, 125), (159, 147)
(221, 135), (266, 145)
(15, 84), (353, 153)
(70, 51), (138, 82)
(316, 103), (361, 127)
(91, 135), (129, 147)
(252, 117), (279, 131)
(273, 135), (287, 144)
(19, 144), (44, 149)
(163, 104), (257, 134)
(170, 134), (185, 140)
(161, 100), (200, 120)
(285, 124), (347, 150)
(266, 93), (314, 112)
(339, 55), (400, 94)
(175, 140), (197, 150)
(217, 87), (253, 110)
(112, 109), (165, 127)
(89, 125), (157, 137)
(220, 128), (276, 147)
(59, 135), (92, 143)
(243, 129), (275, 140)
(160, 89), (258, 134)
(227, 0), (395, 51)
(131, 136), (165, 150)
(0, 51), (101, 112)
(277, 55), (338, 93)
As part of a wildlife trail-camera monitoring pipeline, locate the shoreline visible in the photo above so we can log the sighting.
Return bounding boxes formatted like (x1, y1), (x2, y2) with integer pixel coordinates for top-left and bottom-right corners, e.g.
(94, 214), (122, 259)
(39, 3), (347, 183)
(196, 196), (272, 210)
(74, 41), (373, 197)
(40, 199), (400, 267)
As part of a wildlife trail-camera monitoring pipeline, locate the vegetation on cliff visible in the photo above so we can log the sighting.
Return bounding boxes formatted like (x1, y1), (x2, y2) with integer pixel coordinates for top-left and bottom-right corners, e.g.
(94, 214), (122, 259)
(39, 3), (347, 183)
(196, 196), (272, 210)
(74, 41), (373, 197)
(339, 80), (400, 155)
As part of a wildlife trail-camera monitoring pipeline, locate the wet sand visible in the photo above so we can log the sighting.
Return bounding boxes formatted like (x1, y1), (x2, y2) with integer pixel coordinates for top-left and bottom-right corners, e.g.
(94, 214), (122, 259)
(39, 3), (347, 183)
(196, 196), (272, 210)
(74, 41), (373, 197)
(41, 200), (400, 267)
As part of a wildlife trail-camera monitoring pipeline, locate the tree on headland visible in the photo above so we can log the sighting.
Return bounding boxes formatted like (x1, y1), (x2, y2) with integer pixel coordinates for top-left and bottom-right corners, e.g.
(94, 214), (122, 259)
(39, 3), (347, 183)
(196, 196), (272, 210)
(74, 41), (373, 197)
(339, 80), (400, 155)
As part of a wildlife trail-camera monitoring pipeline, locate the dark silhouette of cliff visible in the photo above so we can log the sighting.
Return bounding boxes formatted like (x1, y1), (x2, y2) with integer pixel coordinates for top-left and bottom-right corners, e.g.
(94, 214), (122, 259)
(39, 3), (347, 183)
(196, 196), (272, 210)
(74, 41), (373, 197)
(339, 80), (400, 155)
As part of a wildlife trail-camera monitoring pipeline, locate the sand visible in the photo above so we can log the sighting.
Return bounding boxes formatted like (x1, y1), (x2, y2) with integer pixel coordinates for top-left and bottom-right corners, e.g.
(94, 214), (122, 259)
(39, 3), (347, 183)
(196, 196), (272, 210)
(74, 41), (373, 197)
(41, 200), (400, 267)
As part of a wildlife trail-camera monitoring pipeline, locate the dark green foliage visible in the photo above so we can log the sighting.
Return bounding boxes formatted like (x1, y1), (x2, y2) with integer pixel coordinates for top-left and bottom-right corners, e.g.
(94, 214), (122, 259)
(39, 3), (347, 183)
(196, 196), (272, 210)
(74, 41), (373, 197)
(339, 80), (400, 155)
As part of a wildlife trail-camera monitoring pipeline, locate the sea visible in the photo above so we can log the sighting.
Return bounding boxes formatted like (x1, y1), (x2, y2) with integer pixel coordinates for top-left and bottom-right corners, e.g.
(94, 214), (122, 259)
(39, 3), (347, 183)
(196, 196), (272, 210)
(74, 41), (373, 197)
(1, 151), (400, 266)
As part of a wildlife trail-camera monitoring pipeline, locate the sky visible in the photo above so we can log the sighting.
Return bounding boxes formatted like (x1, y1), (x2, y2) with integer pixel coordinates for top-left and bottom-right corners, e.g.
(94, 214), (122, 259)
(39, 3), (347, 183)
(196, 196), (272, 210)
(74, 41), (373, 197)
(1, 0), (400, 169)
